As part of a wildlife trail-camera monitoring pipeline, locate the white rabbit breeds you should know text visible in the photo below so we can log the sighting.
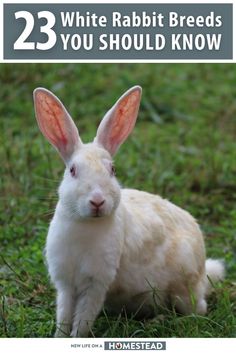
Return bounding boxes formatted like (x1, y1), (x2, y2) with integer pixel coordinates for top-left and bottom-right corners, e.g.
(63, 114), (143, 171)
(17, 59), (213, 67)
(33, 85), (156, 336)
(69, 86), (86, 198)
(33, 86), (224, 337)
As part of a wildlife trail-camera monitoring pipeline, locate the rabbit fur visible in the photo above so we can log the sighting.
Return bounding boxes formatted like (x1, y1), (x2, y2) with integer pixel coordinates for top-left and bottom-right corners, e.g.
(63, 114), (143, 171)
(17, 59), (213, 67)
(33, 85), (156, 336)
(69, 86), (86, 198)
(33, 86), (224, 337)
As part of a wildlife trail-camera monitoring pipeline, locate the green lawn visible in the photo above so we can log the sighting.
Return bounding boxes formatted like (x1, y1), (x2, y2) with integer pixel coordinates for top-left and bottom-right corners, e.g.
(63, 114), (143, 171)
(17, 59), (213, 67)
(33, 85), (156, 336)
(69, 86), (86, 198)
(0, 64), (236, 337)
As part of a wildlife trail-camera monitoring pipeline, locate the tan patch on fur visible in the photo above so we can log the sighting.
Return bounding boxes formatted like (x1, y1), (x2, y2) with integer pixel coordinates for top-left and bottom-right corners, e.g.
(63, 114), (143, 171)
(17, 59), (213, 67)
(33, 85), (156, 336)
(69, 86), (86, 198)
(138, 239), (160, 266)
(80, 145), (111, 173)
(165, 231), (179, 267)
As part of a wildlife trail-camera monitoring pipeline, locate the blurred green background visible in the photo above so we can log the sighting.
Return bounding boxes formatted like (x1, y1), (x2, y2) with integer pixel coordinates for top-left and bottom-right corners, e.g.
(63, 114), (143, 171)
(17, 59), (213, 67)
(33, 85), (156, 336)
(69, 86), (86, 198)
(0, 64), (236, 337)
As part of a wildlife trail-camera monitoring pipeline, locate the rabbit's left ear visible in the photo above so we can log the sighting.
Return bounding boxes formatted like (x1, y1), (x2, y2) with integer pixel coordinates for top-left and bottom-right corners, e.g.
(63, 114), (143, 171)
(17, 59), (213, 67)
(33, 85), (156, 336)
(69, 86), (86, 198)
(95, 86), (142, 156)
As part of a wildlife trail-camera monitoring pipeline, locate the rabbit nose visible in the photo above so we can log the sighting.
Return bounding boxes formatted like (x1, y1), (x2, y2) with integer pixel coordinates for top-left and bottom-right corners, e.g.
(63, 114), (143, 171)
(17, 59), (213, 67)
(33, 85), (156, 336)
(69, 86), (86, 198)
(90, 199), (105, 208)
(89, 190), (105, 210)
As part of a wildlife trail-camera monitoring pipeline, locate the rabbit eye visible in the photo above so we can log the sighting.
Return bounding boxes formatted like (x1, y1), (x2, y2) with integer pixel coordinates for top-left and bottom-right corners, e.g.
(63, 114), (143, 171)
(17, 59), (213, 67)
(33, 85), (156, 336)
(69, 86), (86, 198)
(111, 165), (116, 176)
(102, 159), (116, 177)
(70, 164), (76, 177)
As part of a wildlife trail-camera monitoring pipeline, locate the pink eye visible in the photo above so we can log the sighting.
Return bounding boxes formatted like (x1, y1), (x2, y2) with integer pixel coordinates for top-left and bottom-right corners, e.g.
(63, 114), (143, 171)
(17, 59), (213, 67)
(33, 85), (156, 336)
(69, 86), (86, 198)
(70, 164), (76, 177)
(111, 165), (116, 176)
(102, 159), (116, 177)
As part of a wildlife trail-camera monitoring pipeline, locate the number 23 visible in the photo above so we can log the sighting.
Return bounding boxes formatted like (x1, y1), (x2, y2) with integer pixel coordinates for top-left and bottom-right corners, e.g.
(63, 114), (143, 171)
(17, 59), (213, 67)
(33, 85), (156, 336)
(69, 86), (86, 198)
(14, 11), (57, 50)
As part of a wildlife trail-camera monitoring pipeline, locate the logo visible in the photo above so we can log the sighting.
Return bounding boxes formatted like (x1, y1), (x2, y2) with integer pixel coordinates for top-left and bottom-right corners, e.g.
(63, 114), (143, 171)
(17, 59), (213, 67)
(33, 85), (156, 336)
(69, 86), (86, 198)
(104, 341), (166, 350)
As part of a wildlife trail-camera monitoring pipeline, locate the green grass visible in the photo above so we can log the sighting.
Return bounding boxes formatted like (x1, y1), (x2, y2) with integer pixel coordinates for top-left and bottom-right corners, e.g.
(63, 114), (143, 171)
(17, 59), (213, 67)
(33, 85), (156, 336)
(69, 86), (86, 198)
(0, 64), (236, 337)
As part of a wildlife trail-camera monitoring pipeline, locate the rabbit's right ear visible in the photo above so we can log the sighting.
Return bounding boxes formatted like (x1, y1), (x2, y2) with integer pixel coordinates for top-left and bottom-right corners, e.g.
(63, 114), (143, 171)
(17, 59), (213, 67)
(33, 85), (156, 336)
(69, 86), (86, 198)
(33, 88), (82, 163)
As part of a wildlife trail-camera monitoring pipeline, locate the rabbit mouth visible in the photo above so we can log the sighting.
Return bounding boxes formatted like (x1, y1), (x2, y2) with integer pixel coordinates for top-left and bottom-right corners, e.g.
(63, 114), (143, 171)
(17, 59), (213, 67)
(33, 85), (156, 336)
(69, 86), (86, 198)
(91, 209), (104, 218)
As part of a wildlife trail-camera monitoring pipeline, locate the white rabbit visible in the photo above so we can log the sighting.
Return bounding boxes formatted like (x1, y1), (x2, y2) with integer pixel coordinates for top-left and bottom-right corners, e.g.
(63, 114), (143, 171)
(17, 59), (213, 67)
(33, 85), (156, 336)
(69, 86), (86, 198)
(33, 86), (224, 337)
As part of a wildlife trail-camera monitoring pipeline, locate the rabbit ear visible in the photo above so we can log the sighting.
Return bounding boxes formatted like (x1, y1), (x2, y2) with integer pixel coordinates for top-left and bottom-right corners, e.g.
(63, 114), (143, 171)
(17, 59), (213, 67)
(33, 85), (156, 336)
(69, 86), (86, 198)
(33, 88), (82, 163)
(95, 86), (142, 156)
